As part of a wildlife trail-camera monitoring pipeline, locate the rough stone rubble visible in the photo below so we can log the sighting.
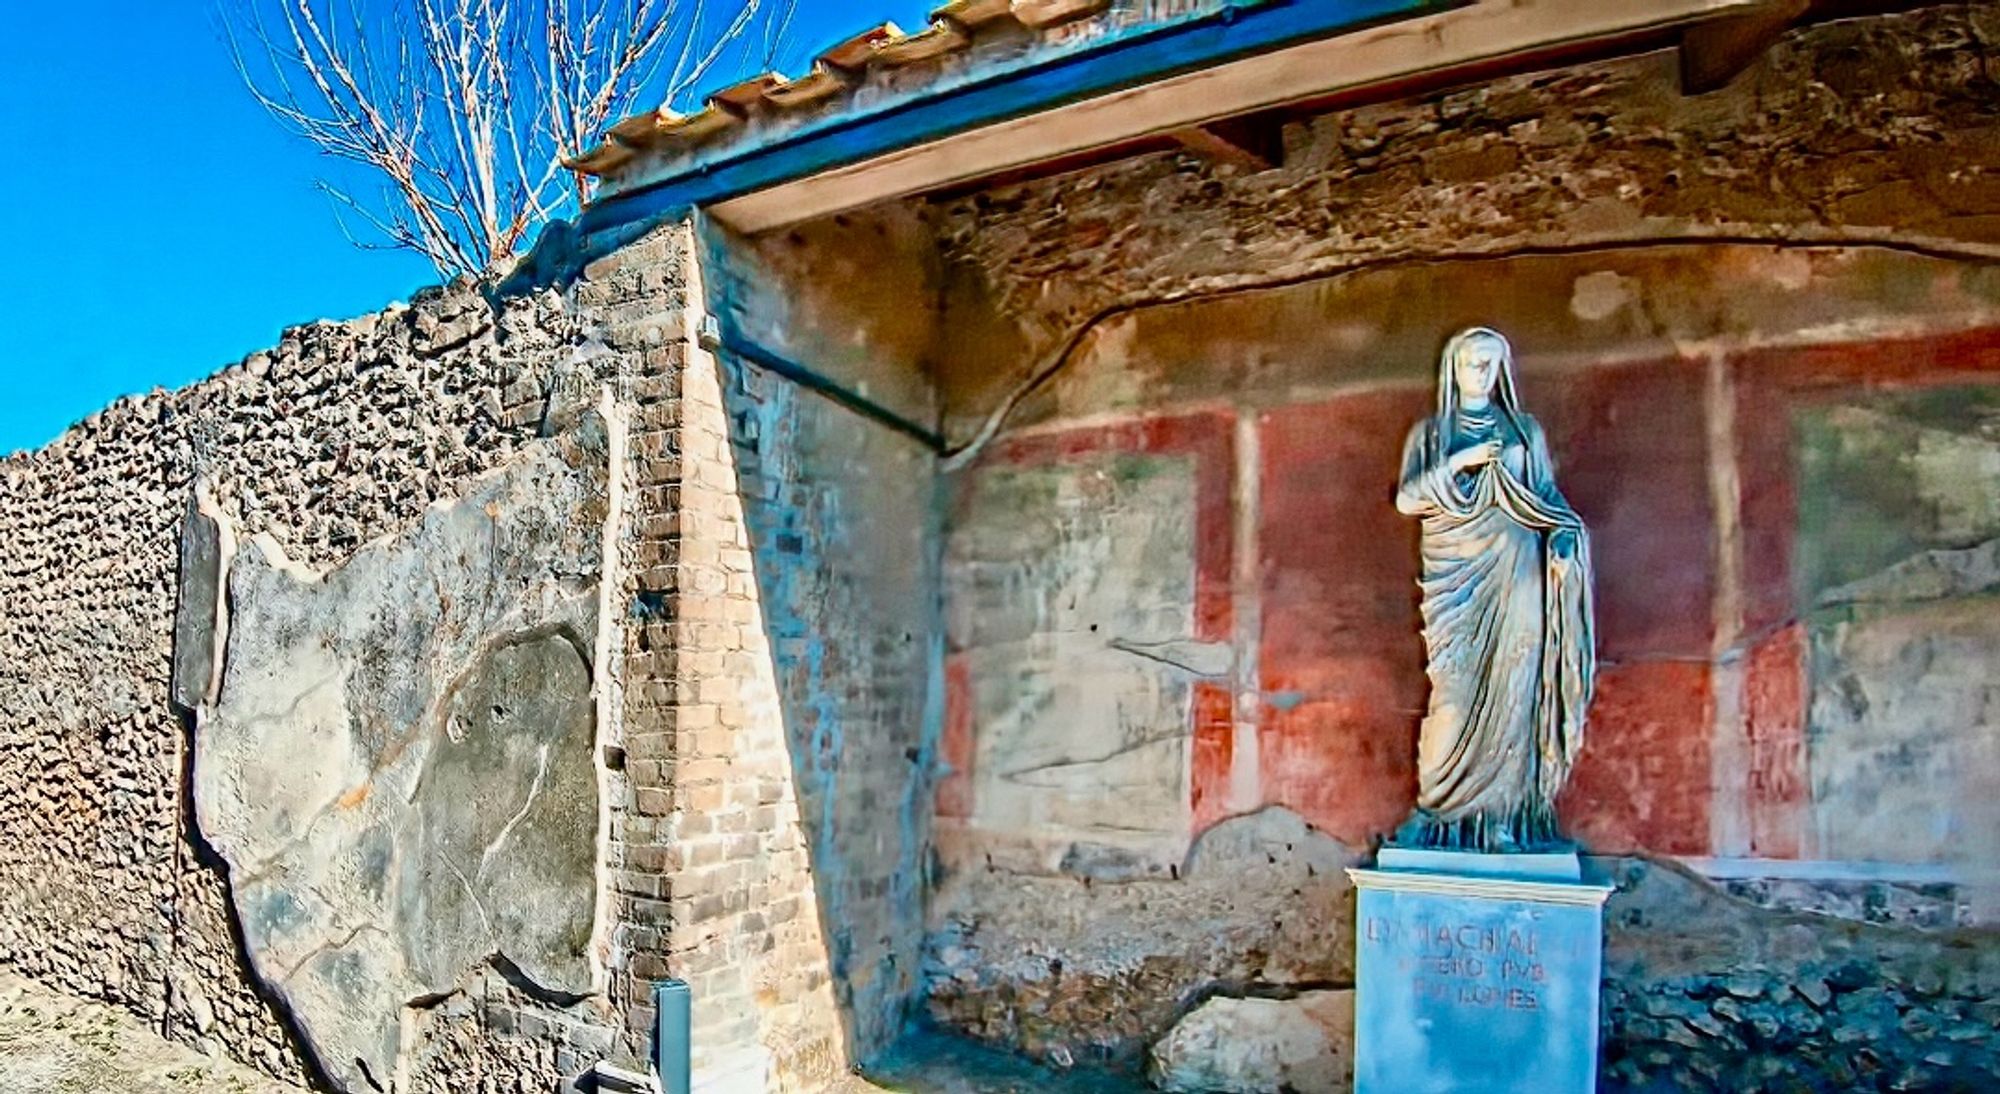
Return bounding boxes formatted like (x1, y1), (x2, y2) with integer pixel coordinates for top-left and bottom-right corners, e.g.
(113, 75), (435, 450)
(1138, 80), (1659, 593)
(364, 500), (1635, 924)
(0, 280), (626, 1090)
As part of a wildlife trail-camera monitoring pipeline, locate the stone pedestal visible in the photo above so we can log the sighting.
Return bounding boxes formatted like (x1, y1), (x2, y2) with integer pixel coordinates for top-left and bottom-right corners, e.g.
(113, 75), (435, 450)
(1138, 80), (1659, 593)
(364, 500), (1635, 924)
(1347, 849), (1613, 1094)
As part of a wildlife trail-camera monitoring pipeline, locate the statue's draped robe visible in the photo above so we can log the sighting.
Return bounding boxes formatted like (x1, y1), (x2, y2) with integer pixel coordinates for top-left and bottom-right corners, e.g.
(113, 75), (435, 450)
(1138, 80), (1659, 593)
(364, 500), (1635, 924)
(1397, 408), (1595, 849)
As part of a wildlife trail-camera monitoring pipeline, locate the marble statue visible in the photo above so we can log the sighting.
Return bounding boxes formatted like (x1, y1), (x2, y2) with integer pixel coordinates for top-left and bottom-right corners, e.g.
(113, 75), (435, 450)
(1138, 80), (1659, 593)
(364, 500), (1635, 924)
(1393, 327), (1596, 852)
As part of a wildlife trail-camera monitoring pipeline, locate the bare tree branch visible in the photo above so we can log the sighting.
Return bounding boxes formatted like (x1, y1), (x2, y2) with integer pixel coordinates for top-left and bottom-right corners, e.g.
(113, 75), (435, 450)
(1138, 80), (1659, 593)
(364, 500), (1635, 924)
(222, 0), (798, 277)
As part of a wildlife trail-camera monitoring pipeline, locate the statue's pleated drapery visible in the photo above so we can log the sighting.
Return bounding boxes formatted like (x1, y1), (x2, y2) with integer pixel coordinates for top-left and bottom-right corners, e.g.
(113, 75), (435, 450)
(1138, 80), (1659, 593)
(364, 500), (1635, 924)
(1394, 331), (1595, 851)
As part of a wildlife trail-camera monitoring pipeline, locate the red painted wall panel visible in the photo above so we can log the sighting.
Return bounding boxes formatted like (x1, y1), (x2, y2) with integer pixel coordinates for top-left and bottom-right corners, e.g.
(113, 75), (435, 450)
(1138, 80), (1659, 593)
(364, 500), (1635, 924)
(1190, 683), (1236, 832)
(1745, 623), (1809, 859)
(956, 410), (1238, 838)
(990, 412), (1235, 639)
(1257, 391), (1429, 845)
(949, 327), (2000, 860)
(1559, 661), (1714, 855)
(937, 655), (975, 820)
(1256, 375), (1719, 852)
(1530, 358), (1715, 661)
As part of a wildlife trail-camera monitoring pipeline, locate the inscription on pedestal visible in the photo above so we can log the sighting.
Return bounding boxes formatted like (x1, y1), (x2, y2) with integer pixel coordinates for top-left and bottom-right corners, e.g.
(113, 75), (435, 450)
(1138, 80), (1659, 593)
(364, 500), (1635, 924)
(1349, 857), (1612, 1094)
(1366, 913), (1554, 1015)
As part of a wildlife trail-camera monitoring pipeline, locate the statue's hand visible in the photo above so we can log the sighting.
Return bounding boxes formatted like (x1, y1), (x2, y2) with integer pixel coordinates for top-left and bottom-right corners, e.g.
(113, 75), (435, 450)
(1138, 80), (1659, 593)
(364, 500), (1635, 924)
(1448, 440), (1501, 474)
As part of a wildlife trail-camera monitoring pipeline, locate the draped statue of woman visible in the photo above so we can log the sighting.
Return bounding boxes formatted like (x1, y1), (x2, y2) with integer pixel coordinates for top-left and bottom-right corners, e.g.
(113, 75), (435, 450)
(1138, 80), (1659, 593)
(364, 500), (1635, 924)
(1393, 327), (1596, 852)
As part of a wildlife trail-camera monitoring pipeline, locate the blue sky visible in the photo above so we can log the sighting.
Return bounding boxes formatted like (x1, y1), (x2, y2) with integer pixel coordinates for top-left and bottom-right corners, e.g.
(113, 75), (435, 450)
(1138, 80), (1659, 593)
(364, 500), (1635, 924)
(0, 1), (930, 455)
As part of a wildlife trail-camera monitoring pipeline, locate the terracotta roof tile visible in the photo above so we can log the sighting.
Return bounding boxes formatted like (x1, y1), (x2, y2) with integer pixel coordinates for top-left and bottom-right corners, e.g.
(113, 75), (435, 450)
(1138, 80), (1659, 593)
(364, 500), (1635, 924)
(565, 142), (637, 175)
(656, 104), (741, 143)
(707, 74), (789, 112)
(931, 0), (1020, 29)
(758, 65), (853, 110)
(819, 24), (905, 72)
(1011, 0), (1112, 31)
(874, 21), (972, 66)
(568, 0), (1146, 179)
(605, 111), (661, 144)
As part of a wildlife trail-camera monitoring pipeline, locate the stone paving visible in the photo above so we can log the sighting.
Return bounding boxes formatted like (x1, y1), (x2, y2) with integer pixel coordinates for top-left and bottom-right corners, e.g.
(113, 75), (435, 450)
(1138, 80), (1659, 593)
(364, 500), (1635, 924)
(0, 972), (301, 1094)
(854, 1028), (1147, 1093)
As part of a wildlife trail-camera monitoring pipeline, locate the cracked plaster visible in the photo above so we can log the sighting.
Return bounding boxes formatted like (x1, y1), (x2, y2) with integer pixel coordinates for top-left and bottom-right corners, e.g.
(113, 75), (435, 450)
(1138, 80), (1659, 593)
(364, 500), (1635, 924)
(192, 413), (614, 1092)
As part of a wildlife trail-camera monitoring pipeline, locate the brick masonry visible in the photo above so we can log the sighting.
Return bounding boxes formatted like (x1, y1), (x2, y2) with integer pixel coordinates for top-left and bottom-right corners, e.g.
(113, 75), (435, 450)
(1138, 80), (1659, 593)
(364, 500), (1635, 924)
(697, 209), (947, 1070)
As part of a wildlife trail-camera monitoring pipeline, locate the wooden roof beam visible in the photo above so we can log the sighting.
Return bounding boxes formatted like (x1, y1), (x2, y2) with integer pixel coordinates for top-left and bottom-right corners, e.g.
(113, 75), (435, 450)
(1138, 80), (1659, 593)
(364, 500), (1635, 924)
(1679, 0), (1812, 93)
(1169, 116), (1286, 172)
(703, 0), (1812, 235)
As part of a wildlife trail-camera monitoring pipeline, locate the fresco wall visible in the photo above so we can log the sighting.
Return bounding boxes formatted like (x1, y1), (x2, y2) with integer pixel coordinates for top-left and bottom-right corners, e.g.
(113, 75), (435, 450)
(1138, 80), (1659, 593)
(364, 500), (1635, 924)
(937, 244), (2000, 868)
(918, 10), (2000, 1086)
(927, 244), (2000, 1089)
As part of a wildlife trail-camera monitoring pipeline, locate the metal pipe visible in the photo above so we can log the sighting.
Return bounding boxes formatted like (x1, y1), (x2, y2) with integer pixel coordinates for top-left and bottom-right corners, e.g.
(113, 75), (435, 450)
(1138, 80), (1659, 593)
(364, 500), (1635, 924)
(703, 325), (947, 454)
(653, 980), (691, 1094)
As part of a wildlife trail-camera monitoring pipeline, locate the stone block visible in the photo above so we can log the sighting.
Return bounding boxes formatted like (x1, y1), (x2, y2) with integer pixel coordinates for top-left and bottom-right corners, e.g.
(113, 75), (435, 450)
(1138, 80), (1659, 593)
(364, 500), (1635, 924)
(1349, 852), (1612, 1094)
(927, 807), (1364, 1066)
(170, 482), (235, 712)
(1150, 991), (1355, 1094)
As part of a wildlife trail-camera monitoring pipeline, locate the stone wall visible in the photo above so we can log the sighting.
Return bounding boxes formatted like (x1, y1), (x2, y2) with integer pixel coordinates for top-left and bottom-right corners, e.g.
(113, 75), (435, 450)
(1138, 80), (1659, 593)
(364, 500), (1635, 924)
(930, 4), (2000, 438)
(918, 6), (2000, 1087)
(1601, 856), (2000, 1092)
(0, 280), (644, 1090)
(696, 208), (947, 1067)
(0, 207), (941, 1094)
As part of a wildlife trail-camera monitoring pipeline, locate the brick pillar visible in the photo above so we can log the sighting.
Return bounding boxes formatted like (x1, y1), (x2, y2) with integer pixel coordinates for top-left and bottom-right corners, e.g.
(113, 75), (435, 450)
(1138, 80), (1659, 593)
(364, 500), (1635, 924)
(583, 217), (847, 1091)
(564, 219), (689, 1074)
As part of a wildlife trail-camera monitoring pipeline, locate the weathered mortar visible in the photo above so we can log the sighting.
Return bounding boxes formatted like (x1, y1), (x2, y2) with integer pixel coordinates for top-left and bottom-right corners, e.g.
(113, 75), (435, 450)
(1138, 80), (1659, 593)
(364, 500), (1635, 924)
(0, 277), (641, 1090)
(194, 415), (614, 1092)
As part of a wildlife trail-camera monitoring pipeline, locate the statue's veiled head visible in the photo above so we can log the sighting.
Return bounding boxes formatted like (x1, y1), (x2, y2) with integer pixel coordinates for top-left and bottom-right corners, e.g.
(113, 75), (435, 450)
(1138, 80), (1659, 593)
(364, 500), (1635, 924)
(1436, 326), (1523, 423)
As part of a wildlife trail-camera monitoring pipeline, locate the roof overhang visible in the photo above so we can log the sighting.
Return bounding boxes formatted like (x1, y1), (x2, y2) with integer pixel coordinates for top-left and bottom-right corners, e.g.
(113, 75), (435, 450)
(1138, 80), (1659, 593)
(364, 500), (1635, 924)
(577, 0), (1807, 241)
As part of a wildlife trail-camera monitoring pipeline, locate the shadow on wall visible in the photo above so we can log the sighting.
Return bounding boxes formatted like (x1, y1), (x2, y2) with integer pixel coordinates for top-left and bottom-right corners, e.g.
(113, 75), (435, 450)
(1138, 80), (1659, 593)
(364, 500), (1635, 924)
(689, 209), (948, 1075)
(712, 360), (943, 1065)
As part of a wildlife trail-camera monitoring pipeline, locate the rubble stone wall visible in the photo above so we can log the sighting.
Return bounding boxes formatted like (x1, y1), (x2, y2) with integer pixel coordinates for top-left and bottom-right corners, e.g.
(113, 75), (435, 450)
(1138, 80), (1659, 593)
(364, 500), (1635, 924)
(930, 4), (2000, 439)
(0, 276), (649, 1090)
(1600, 857), (2000, 1093)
